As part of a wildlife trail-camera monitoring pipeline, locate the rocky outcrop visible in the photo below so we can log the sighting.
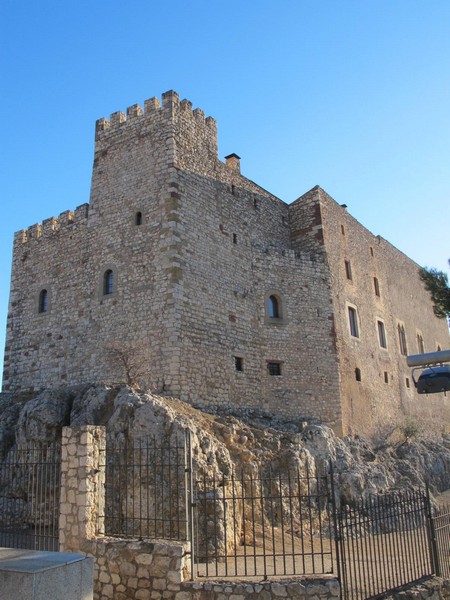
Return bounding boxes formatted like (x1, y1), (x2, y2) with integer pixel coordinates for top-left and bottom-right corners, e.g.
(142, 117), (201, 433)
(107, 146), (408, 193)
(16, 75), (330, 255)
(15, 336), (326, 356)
(1, 384), (450, 503)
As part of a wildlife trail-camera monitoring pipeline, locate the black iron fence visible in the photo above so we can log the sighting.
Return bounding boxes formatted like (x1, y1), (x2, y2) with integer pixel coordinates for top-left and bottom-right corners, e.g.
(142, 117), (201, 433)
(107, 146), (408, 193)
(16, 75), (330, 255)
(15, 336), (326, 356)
(192, 464), (334, 579)
(2, 430), (446, 599)
(0, 441), (61, 551)
(430, 501), (450, 579)
(336, 487), (434, 600)
(102, 433), (190, 541)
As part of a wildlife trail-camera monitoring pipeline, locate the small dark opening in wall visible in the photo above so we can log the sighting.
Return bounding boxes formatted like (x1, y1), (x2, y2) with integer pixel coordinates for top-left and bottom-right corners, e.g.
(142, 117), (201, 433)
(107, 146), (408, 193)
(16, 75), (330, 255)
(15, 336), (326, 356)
(233, 233), (237, 244)
(341, 224), (345, 235)
(370, 246), (374, 257)
(374, 276), (380, 297)
(345, 260), (353, 280)
(235, 356), (243, 372)
(384, 371), (389, 384)
(267, 362), (282, 376)
(231, 184), (235, 195)
(355, 368), (361, 382)
(254, 197), (258, 209)
(406, 377), (410, 388)
(135, 211), (143, 226)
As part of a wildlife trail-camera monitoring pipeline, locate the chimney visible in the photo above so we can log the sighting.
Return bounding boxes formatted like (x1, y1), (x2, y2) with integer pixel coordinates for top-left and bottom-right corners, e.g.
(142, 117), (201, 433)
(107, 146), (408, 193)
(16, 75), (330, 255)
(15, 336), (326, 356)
(225, 153), (241, 175)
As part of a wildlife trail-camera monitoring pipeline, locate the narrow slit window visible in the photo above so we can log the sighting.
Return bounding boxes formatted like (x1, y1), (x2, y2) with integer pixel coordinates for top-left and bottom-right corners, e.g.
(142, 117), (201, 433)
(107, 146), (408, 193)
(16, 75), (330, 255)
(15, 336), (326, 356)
(355, 367), (362, 382)
(233, 233), (237, 244)
(373, 277), (380, 297)
(384, 371), (389, 384)
(103, 269), (114, 295)
(348, 306), (359, 338)
(135, 211), (143, 226)
(38, 289), (48, 313)
(345, 260), (353, 280)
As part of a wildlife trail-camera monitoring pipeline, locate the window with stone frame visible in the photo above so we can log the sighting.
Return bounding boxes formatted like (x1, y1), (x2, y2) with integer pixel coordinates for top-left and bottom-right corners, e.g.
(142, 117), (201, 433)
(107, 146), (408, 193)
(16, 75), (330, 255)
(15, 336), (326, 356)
(416, 333), (425, 354)
(377, 320), (387, 349)
(397, 324), (408, 356)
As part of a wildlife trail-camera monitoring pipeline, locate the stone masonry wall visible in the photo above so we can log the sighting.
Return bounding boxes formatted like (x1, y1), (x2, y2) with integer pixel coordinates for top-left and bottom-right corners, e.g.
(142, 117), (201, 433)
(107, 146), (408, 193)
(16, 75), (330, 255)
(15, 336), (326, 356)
(291, 186), (450, 436)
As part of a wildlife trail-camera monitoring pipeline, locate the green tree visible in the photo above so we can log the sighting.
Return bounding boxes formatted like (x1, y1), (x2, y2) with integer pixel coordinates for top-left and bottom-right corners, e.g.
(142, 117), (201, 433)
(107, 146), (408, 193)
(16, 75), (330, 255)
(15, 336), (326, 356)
(419, 260), (450, 319)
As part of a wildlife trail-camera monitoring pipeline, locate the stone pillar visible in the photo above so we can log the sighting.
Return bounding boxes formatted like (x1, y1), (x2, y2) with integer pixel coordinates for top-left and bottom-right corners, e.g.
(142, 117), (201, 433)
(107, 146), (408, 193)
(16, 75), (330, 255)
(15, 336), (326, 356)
(59, 425), (106, 552)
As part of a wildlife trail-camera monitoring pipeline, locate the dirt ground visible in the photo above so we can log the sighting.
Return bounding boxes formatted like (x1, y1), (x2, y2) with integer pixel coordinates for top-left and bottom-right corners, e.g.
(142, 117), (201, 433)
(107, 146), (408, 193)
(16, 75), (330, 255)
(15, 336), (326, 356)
(436, 489), (450, 507)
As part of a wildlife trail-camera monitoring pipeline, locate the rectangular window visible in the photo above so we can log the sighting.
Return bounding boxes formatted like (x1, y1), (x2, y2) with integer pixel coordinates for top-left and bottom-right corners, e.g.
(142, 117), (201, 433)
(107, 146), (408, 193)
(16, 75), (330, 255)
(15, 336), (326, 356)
(377, 320), (387, 348)
(235, 356), (243, 372)
(267, 362), (282, 376)
(232, 233), (237, 244)
(348, 307), (359, 338)
(345, 260), (353, 280)
(384, 371), (389, 384)
(373, 277), (380, 297)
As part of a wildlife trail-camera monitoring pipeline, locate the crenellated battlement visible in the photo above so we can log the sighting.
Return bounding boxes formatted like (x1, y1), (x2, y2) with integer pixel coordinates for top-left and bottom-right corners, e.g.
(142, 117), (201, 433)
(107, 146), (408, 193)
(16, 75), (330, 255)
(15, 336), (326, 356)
(95, 90), (217, 142)
(15, 203), (89, 246)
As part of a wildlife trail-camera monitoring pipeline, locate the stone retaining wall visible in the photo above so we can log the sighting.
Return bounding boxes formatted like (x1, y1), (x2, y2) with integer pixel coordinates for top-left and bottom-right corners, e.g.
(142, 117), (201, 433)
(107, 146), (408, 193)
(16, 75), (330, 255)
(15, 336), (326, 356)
(385, 578), (450, 600)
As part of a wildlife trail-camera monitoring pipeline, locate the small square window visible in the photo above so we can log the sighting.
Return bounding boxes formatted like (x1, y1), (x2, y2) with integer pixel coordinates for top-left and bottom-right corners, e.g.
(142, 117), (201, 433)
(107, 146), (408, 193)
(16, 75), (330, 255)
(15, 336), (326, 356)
(267, 362), (282, 376)
(235, 356), (243, 372)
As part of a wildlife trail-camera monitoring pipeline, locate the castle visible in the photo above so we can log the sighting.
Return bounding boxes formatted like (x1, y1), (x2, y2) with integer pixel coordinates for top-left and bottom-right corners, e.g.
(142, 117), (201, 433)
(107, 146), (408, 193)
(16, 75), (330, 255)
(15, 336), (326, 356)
(2, 90), (449, 435)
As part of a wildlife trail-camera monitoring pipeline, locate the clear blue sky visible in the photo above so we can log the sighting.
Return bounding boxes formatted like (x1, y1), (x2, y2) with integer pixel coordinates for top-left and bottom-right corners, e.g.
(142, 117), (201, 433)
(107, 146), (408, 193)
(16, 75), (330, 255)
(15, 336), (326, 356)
(1, 0), (449, 385)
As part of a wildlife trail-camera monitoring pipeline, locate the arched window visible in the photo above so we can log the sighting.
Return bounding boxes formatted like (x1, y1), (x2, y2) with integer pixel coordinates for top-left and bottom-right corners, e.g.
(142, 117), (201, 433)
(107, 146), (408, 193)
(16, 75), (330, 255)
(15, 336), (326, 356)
(397, 324), (408, 356)
(135, 211), (143, 226)
(38, 289), (48, 313)
(268, 295), (280, 319)
(417, 333), (424, 354)
(103, 269), (114, 295)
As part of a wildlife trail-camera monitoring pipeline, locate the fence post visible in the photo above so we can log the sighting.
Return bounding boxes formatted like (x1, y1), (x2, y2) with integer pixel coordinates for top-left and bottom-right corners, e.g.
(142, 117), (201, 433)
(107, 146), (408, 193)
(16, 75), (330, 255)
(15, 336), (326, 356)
(185, 429), (195, 580)
(329, 460), (342, 585)
(59, 426), (106, 553)
(425, 484), (441, 576)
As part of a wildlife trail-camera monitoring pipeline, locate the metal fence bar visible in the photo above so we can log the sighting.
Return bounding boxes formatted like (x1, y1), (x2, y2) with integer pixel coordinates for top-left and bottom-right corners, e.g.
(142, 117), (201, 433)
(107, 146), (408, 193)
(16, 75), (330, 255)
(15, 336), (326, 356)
(0, 441), (61, 552)
(431, 501), (450, 579)
(103, 432), (188, 541)
(337, 488), (436, 600)
(193, 465), (334, 579)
